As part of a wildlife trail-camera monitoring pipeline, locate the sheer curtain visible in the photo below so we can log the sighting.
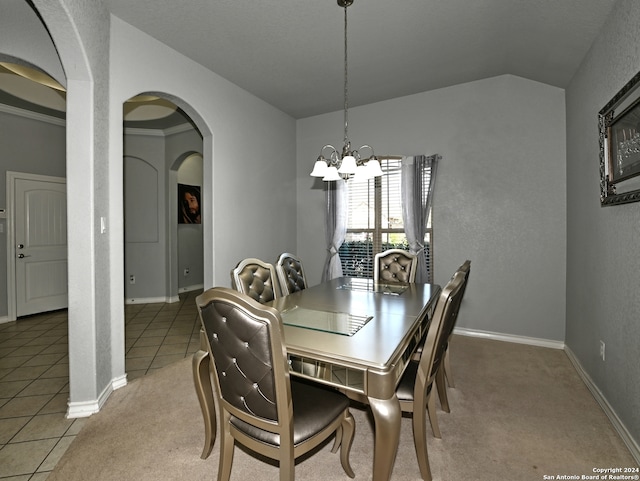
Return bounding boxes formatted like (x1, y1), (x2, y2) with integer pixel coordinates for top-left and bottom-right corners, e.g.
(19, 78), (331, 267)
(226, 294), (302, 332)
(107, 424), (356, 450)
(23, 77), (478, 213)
(401, 154), (440, 283)
(322, 179), (348, 282)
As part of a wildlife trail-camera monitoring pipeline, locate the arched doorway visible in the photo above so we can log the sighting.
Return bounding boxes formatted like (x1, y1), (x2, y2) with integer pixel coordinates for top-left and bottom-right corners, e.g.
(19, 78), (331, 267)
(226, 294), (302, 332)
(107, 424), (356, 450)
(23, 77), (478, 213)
(121, 94), (204, 378)
(0, 60), (67, 321)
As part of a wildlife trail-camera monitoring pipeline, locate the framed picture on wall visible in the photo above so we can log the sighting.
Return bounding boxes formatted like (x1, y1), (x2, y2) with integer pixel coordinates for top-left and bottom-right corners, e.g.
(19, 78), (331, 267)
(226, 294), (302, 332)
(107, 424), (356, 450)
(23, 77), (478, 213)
(599, 70), (640, 206)
(178, 184), (201, 224)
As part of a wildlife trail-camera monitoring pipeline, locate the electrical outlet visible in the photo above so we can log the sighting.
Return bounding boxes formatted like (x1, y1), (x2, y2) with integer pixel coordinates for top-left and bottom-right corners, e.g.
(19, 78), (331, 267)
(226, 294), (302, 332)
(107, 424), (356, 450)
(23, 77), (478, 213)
(184, 268), (190, 276)
(600, 340), (605, 361)
(129, 275), (136, 285)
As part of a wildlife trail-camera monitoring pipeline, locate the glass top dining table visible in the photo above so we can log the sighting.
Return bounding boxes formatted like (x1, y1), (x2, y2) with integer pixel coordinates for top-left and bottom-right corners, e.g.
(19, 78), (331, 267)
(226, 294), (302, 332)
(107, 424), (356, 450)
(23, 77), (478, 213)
(193, 276), (441, 481)
(268, 277), (441, 481)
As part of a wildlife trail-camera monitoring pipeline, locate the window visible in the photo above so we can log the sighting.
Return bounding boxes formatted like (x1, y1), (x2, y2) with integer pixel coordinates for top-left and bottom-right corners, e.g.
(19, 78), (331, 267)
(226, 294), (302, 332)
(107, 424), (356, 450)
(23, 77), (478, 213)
(339, 157), (434, 281)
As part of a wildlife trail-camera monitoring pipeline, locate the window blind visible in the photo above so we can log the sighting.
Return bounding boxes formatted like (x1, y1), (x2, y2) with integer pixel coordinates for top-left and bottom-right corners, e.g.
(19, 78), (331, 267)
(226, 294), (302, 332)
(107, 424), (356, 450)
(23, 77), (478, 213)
(339, 157), (433, 281)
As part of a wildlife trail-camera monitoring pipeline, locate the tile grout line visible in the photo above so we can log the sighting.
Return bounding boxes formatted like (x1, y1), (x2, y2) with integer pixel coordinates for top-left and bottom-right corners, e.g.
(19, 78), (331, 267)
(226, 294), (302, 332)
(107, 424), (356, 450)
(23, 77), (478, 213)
(0, 290), (203, 480)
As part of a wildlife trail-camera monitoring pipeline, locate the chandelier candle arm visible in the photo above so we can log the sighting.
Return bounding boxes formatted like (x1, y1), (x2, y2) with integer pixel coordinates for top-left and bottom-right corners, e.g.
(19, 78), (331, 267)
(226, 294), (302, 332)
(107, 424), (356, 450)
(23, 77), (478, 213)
(310, 0), (381, 182)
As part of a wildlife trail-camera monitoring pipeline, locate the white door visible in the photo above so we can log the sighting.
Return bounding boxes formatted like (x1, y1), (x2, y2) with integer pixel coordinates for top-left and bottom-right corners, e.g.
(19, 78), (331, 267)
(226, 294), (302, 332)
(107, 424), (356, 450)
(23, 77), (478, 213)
(14, 176), (68, 317)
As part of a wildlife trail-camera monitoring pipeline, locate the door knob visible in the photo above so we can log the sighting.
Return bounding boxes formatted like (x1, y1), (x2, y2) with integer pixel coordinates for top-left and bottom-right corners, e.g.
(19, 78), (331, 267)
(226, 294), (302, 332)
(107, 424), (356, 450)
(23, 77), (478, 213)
(17, 253), (31, 259)
(17, 244), (24, 249)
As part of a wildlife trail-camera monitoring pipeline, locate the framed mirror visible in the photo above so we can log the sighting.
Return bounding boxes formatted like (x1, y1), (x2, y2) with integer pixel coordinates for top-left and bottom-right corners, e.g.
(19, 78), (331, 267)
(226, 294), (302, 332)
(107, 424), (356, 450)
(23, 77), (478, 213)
(599, 70), (640, 206)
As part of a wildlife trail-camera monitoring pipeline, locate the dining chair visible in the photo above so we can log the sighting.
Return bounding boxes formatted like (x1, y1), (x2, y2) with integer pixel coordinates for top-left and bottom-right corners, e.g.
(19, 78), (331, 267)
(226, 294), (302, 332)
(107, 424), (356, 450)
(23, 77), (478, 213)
(374, 248), (417, 283)
(410, 260), (471, 412)
(193, 254), (292, 459)
(276, 252), (308, 296)
(230, 257), (280, 303)
(432, 260), (471, 415)
(441, 260), (471, 390)
(395, 270), (466, 481)
(196, 287), (356, 481)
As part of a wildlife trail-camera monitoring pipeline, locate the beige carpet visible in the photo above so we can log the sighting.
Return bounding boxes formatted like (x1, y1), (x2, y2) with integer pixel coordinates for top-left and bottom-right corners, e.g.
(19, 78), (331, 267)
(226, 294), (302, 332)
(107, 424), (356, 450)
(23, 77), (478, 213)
(48, 336), (638, 480)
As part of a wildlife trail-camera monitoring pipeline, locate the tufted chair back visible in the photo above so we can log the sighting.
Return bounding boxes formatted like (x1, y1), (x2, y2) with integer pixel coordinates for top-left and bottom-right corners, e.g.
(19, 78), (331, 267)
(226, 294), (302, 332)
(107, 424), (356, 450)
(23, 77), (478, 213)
(231, 258), (280, 303)
(199, 288), (282, 422)
(374, 249), (417, 284)
(196, 287), (356, 481)
(276, 253), (308, 296)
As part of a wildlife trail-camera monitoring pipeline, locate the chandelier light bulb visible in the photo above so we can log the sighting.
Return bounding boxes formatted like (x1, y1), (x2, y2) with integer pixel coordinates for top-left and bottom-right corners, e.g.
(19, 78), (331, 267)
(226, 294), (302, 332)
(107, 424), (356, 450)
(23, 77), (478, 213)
(337, 155), (357, 174)
(366, 158), (383, 177)
(323, 166), (343, 181)
(310, 158), (329, 177)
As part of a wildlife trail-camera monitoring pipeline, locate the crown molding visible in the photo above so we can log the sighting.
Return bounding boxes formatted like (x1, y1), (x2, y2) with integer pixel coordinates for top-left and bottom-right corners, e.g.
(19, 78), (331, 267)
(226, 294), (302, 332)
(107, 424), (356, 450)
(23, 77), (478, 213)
(123, 127), (165, 137)
(0, 102), (65, 126)
(124, 123), (194, 137)
(0, 103), (193, 136)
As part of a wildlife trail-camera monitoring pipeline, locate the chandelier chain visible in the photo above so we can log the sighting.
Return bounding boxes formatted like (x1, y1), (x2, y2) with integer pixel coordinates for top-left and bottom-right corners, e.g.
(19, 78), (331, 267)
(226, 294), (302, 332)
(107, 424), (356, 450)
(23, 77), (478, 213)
(343, 3), (349, 146)
(309, 0), (382, 181)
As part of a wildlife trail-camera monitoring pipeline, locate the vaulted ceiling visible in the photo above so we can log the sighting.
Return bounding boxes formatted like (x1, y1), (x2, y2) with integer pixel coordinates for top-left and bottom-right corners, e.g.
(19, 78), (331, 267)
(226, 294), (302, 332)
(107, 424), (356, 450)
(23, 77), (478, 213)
(103, 0), (618, 119)
(1, 0), (619, 122)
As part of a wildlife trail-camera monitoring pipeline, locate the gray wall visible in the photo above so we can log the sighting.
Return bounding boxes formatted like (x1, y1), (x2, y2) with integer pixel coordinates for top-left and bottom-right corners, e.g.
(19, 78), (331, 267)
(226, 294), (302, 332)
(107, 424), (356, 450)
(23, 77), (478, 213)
(176, 153), (203, 292)
(297, 74), (567, 342)
(165, 129), (204, 296)
(123, 127), (205, 302)
(124, 133), (166, 301)
(110, 15), (298, 288)
(566, 0), (640, 451)
(0, 109), (66, 319)
(4, 1), (297, 411)
(0, 111), (203, 313)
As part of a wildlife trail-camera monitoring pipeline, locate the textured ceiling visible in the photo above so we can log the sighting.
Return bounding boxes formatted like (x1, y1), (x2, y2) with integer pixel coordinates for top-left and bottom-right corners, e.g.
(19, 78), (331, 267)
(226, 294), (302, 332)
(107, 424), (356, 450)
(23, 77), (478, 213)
(102, 0), (617, 119)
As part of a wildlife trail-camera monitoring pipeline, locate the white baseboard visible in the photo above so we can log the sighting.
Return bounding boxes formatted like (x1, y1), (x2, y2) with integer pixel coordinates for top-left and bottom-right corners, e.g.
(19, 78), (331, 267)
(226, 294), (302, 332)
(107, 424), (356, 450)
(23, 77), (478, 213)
(125, 296), (173, 305)
(180, 283), (204, 293)
(453, 327), (565, 350)
(66, 374), (128, 419)
(112, 373), (128, 391)
(0, 316), (9, 325)
(125, 285), (203, 305)
(564, 346), (640, 465)
(66, 381), (113, 419)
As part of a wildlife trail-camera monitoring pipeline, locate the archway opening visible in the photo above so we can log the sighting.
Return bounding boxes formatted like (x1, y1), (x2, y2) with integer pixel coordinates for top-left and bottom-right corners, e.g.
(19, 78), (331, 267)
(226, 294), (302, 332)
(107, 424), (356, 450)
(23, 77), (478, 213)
(122, 93), (204, 379)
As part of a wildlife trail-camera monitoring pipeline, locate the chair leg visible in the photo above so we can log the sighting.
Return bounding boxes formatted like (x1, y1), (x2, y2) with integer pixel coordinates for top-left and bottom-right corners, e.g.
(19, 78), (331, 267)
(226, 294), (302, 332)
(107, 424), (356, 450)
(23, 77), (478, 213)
(218, 414), (235, 481)
(339, 412), (356, 478)
(436, 365), (450, 413)
(279, 442), (295, 481)
(192, 345), (216, 459)
(443, 346), (455, 388)
(412, 395), (433, 481)
(331, 425), (342, 453)
(427, 391), (441, 439)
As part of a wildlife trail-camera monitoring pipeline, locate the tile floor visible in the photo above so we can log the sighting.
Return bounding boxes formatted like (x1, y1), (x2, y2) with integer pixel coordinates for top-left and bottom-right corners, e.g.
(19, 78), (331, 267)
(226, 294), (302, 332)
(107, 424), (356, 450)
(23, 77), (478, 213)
(0, 290), (202, 480)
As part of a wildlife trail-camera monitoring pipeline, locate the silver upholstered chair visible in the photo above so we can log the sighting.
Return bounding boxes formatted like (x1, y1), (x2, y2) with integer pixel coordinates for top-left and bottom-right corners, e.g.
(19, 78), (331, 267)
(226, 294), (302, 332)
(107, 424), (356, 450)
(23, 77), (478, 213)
(374, 248), (417, 284)
(230, 257), (280, 303)
(395, 270), (466, 481)
(410, 260), (471, 414)
(196, 287), (356, 481)
(436, 259), (471, 411)
(276, 253), (308, 296)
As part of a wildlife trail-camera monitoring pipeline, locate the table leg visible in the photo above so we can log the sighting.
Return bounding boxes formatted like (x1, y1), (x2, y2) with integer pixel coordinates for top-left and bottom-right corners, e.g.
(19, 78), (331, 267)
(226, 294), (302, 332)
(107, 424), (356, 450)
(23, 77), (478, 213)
(192, 329), (216, 459)
(368, 395), (402, 481)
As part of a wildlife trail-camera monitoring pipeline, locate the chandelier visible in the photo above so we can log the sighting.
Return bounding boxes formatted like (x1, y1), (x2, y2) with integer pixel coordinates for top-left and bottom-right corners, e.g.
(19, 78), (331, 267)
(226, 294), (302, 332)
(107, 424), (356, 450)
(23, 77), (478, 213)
(310, 0), (383, 182)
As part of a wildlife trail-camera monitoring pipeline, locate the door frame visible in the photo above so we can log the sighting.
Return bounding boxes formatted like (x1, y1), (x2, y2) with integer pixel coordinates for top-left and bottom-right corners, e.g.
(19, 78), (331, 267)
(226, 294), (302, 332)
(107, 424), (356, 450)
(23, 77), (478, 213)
(5, 171), (67, 322)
